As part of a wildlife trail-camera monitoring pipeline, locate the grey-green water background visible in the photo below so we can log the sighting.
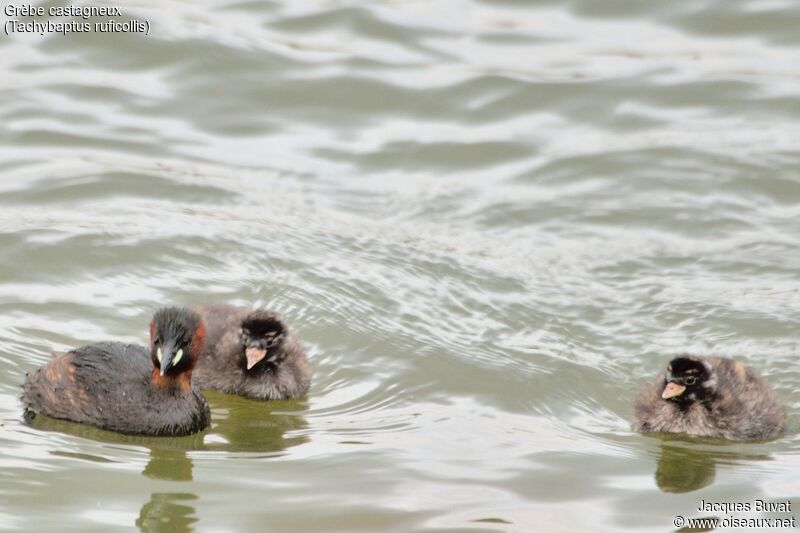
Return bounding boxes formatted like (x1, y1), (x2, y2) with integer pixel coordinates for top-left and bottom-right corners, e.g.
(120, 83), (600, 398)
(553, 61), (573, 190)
(1, 1), (799, 531)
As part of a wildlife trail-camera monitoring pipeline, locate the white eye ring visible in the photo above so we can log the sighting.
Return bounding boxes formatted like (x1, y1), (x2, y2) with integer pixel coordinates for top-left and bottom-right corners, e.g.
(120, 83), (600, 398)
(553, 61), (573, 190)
(173, 348), (184, 365)
(156, 347), (162, 363)
(685, 376), (697, 385)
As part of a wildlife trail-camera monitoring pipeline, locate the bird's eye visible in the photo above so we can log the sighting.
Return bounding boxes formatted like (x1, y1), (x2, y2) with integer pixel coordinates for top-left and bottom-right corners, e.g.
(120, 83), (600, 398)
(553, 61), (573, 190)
(156, 347), (163, 363)
(173, 348), (184, 365)
(685, 376), (697, 385)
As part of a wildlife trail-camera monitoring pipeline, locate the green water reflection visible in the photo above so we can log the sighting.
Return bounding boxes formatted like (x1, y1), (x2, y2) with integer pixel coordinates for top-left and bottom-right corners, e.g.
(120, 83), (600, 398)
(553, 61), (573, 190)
(652, 436), (775, 494)
(25, 392), (310, 531)
(136, 493), (198, 533)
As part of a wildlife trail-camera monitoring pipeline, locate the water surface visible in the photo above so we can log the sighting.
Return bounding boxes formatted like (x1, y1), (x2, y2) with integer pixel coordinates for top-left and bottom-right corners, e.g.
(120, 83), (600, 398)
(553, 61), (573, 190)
(1, 1), (799, 531)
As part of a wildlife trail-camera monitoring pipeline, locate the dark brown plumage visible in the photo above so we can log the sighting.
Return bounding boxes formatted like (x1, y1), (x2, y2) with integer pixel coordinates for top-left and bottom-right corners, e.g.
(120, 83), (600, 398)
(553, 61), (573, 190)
(22, 307), (210, 436)
(633, 354), (784, 441)
(191, 304), (311, 400)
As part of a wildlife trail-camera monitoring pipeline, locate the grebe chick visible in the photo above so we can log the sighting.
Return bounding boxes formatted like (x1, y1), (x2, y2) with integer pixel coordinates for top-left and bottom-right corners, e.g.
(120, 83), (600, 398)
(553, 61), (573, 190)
(633, 354), (784, 441)
(192, 304), (311, 400)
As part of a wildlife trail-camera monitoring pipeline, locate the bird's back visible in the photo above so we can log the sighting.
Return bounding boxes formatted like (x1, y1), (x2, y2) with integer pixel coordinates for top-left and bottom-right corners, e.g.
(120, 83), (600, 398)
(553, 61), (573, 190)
(706, 358), (784, 440)
(191, 304), (247, 365)
(23, 342), (151, 427)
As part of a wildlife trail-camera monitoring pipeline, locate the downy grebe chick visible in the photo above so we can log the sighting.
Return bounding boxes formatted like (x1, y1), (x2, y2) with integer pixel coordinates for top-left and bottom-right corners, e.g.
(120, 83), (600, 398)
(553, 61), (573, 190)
(633, 355), (784, 441)
(22, 307), (210, 436)
(191, 304), (311, 400)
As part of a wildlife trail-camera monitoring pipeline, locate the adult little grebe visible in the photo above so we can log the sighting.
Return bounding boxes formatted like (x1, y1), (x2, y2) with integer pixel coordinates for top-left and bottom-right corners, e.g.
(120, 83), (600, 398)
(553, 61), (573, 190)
(191, 304), (311, 400)
(633, 354), (784, 441)
(22, 307), (210, 436)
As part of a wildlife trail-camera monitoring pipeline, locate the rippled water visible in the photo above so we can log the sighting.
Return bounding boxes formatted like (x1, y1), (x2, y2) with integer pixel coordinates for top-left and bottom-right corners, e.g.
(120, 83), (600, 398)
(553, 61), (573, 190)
(1, 1), (799, 531)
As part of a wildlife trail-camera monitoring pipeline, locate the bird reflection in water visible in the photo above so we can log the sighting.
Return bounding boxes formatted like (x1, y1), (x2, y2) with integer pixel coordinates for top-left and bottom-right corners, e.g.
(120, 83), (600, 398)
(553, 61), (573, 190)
(23, 388), (310, 532)
(142, 441), (202, 482)
(203, 391), (309, 453)
(136, 493), (198, 533)
(654, 436), (774, 493)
